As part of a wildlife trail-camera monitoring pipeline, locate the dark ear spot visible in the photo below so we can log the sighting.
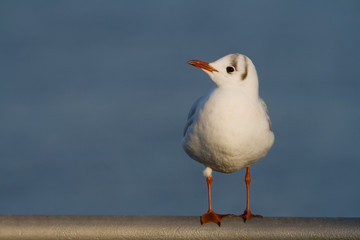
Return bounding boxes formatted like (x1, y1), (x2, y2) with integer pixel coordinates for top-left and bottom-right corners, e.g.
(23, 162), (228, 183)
(241, 56), (248, 80)
(230, 55), (238, 71)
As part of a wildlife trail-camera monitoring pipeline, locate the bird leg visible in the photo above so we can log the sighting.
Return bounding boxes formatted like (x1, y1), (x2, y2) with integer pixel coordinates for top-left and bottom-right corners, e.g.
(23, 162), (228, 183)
(239, 166), (263, 222)
(200, 176), (230, 226)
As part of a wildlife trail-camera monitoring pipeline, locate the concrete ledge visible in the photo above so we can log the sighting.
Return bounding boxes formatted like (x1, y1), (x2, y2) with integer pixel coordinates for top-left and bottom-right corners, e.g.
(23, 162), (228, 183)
(0, 215), (359, 239)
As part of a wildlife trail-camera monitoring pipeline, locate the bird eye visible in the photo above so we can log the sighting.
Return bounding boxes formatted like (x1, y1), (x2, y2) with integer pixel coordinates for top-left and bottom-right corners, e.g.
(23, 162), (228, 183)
(226, 66), (235, 73)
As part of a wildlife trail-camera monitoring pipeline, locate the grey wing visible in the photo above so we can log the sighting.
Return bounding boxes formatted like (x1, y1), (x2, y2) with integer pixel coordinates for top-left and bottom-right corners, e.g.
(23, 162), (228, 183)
(183, 96), (203, 137)
(259, 98), (273, 131)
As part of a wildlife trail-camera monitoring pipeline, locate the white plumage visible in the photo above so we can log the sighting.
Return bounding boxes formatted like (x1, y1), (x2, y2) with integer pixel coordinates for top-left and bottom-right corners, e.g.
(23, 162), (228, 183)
(182, 53), (274, 174)
(182, 53), (274, 225)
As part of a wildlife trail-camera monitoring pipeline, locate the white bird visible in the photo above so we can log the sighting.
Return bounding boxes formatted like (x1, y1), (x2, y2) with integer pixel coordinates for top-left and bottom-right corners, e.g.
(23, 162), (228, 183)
(182, 53), (274, 226)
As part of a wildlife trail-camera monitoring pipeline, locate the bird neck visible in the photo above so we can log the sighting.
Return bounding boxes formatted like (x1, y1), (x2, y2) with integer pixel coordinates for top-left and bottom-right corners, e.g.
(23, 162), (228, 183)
(243, 76), (259, 99)
(243, 65), (260, 99)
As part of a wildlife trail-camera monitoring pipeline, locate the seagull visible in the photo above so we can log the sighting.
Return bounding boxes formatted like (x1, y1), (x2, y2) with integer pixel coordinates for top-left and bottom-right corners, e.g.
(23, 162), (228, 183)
(182, 53), (274, 226)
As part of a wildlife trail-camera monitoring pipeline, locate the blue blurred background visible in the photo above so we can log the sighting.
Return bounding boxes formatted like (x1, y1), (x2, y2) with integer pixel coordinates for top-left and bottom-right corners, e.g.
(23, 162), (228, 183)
(1, 1), (359, 217)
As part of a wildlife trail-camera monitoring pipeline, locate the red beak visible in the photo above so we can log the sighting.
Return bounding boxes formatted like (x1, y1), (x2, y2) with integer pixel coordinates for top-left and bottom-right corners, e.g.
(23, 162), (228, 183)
(187, 60), (218, 72)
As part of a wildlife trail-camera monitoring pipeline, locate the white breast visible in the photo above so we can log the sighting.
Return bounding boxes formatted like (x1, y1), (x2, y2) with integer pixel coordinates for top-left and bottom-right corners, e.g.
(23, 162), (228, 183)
(182, 87), (274, 173)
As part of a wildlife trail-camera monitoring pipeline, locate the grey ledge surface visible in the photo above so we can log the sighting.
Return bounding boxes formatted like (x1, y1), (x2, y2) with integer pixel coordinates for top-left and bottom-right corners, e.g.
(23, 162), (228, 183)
(0, 215), (360, 240)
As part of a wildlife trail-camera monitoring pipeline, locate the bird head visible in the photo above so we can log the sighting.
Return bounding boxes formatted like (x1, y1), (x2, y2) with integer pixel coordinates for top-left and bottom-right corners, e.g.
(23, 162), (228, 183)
(188, 53), (259, 98)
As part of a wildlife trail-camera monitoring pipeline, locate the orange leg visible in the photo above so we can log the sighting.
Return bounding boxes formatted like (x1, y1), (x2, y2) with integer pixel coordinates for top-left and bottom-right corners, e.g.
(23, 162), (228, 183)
(239, 166), (263, 222)
(200, 176), (230, 226)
